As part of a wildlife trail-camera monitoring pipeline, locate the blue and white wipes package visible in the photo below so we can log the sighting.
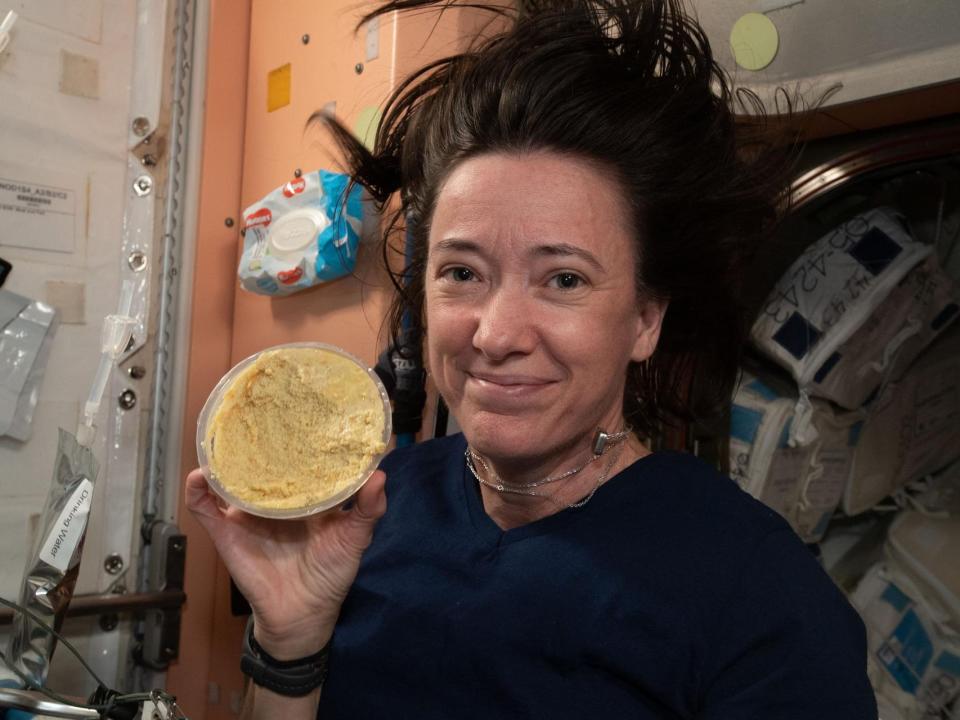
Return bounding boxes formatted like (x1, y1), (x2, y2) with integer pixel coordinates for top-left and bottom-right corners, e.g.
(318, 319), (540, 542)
(238, 170), (363, 296)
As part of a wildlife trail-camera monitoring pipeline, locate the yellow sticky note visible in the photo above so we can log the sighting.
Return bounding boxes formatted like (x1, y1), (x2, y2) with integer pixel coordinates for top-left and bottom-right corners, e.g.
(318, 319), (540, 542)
(267, 63), (291, 112)
(730, 13), (779, 71)
(354, 106), (383, 151)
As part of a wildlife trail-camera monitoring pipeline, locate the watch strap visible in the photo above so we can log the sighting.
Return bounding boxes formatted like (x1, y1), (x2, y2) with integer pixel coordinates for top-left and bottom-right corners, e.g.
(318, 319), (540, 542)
(240, 617), (330, 697)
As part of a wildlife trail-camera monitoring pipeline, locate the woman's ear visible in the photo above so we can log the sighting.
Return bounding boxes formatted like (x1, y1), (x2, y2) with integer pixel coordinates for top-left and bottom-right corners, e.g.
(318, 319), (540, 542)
(630, 298), (668, 363)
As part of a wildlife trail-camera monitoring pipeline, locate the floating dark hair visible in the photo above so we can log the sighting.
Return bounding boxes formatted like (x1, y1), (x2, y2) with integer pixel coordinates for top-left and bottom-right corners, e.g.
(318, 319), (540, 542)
(312, 0), (794, 438)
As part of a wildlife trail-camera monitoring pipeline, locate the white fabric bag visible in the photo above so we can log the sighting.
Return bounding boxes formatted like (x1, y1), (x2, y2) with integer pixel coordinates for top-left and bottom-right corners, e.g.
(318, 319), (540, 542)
(909, 460), (960, 515)
(886, 511), (960, 632)
(729, 373), (806, 521)
(843, 327), (960, 516)
(793, 401), (859, 543)
(851, 563), (960, 720)
(809, 254), (958, 409)
(730, 373), (856, 542)
(752, 208), (953, 409)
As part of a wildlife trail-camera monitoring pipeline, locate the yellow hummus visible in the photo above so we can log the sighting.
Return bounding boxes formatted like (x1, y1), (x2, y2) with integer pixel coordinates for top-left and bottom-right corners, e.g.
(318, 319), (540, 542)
(206, 347), (387, 511)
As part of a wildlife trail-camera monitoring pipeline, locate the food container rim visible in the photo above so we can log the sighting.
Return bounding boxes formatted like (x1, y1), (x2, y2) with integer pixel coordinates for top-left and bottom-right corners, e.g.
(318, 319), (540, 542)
(196, 341), (392, 519)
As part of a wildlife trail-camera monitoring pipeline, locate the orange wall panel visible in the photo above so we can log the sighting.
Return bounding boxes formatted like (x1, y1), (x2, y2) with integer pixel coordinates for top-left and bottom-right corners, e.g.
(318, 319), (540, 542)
(230, 0), (398, 367)
(174, 4), (511, 717)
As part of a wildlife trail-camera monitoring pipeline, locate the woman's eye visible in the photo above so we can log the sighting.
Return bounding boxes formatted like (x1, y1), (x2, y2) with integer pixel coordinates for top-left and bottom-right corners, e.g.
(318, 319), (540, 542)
(445, 266), (476, 282)
(550, 272), (584, 290)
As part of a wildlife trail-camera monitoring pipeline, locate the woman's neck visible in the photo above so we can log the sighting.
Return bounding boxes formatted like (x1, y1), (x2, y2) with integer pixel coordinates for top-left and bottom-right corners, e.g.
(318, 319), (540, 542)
(474, 432), (649, 530)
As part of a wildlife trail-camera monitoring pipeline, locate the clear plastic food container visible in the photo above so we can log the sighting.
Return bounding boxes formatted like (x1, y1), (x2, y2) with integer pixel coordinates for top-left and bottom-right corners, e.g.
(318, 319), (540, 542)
(196, 342), (392, 519)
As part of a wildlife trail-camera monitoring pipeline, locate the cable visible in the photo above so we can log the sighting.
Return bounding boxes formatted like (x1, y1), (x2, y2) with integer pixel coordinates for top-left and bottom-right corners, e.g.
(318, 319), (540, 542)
(0, 594), (110, 690)
(0, 646), (93, 709)
(0, 594), (182, 718)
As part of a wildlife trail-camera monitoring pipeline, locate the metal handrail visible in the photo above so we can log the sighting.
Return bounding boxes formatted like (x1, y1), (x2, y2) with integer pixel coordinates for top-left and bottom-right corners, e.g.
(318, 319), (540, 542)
(789, 125), (960, 210)
(0, 590), (185, 626)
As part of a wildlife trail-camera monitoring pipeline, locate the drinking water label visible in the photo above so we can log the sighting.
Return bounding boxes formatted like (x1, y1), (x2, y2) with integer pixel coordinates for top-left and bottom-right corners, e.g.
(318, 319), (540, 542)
(39, 478), (93, 572)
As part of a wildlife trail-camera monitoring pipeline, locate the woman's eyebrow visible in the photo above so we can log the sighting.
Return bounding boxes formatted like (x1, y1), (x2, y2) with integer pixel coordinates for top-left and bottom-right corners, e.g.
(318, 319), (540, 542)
(531, 243), (605, 272)
(433, 238), (483, 254)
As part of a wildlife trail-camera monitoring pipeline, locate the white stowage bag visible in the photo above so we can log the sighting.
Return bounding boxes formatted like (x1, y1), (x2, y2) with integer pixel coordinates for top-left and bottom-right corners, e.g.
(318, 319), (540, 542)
(752, 207), (959, 410)
(843, 327), (960, 516)
(909, 460), (960, 515)
(811, 253), (958, 408)
(850, 562), (960, 720)
(886, 512), (960, 632)
(729, 373), (857, 542)
(730, 372), (806, 519)
(794, 402), (860, 543)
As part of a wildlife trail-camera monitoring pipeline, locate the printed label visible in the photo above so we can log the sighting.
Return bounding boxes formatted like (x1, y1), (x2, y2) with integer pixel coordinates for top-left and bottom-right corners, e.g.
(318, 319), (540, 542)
(282, 178), (306, 197)
(0, 174), (78, 253)
(729, 436), (751, 489)
(243, 207), (272, 230)
(804, 447), (852, 507)
(39, 479), (94, 572)
(762, 448), (806, 518)
(277, 267), (303, 284)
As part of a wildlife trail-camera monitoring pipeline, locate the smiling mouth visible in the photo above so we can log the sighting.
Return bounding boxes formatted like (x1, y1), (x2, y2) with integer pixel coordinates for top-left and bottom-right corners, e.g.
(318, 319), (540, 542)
(466, 372), (557, 389)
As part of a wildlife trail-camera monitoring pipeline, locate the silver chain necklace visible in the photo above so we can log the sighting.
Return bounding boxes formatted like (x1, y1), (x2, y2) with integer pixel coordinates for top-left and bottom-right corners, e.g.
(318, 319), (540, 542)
(465, 428), (630, 509)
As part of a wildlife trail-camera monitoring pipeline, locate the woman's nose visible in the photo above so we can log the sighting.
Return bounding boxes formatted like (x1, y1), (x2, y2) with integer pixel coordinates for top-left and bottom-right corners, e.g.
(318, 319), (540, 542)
(472, 288), (538, 361)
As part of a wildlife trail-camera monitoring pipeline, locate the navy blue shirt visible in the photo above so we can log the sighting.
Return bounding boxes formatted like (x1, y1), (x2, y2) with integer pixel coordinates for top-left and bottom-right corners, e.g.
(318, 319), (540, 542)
(319, 434), (876, 718)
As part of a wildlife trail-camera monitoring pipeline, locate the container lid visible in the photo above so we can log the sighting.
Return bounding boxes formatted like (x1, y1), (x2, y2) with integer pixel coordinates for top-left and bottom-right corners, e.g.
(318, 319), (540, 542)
(267, 208), (327, 257)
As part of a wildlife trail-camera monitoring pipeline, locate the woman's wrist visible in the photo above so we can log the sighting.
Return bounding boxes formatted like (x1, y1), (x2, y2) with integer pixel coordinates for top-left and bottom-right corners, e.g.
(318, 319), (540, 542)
(251, 617), (334, 661)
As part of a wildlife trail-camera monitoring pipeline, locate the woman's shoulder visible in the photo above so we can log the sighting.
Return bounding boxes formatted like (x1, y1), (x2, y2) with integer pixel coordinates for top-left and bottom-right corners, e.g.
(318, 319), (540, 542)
(608, 450), (791, 547)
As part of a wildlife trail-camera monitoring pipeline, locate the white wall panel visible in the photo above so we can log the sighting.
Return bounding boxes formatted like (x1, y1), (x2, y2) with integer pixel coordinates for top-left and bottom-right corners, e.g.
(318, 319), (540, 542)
(0, 0), (173, 695)
(690, 0), (960, 109)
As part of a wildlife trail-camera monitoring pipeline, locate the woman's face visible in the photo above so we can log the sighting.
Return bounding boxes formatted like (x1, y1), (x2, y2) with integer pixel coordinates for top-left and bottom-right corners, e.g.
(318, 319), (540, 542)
(424, 151), (665, 467)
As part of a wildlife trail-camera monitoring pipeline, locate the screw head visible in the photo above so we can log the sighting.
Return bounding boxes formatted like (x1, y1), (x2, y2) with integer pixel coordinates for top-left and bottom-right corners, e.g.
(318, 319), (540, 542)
(141, 154), (157, 167)
(225, 217), (235, 227)
(132, 116), (151, 136)
(133, 175), (153, 197)
(118, 389), (137, 410)
(104, 553), (124, 574)
(354, 62), (364, 74)
(127, 365), (146, 379)
(128, 250), (147, 272)
(302, 33), (310, 44)
(99, 614), (119, 632)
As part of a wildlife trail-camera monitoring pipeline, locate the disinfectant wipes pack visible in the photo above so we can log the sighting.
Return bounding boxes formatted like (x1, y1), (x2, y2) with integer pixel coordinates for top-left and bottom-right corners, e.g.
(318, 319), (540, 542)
(238, 170), (364, 296)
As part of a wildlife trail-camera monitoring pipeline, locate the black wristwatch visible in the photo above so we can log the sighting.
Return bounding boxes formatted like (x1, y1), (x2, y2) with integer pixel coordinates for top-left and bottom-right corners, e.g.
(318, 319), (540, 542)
(240, 617), (330, 697)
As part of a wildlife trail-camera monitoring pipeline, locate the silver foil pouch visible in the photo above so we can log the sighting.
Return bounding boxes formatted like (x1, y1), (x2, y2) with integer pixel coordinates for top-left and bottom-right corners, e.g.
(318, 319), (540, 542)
(1, 428), (98, 689)
(0, 289), (59, 441)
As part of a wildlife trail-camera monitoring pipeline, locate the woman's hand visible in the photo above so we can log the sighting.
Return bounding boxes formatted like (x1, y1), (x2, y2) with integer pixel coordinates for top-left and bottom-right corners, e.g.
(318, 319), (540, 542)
(184, 468), (387, 659)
